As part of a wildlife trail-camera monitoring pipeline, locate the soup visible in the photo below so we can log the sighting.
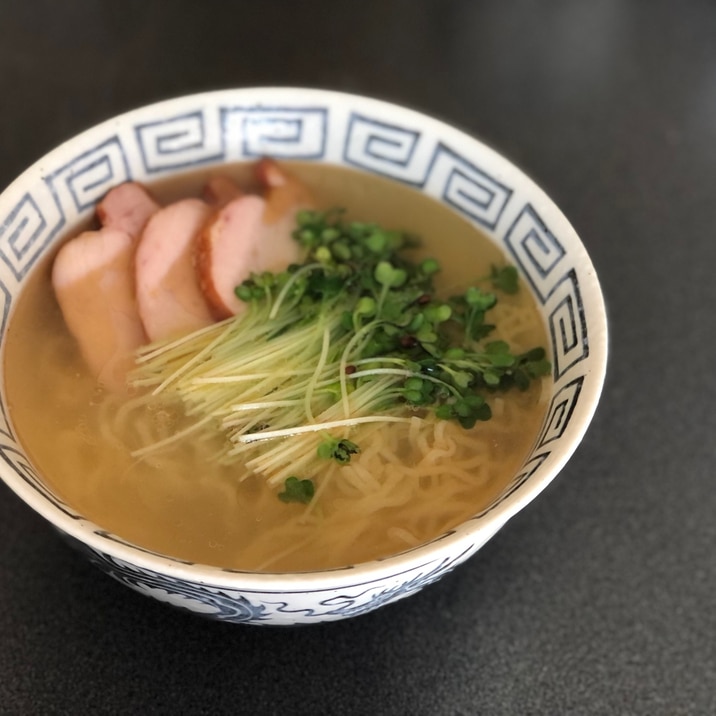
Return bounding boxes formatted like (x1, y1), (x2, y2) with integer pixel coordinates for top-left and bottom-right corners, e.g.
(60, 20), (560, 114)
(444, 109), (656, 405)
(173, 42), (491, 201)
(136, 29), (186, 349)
(3, 164), (549, 572)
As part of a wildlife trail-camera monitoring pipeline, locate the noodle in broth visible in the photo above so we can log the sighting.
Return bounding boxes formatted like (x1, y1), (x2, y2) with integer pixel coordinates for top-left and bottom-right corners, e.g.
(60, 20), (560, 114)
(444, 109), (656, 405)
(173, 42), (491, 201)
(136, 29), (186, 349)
(3, 164), (549, 572)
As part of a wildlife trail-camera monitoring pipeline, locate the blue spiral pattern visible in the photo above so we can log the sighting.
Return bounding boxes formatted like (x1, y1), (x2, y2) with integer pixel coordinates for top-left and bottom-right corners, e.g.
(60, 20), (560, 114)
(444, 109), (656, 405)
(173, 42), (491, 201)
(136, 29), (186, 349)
(222, 106), (327, 159)
(0, 192), (55, 281)
(48, 136), (131, 213)
(537, 377), (584, 448)
(135, 109), (224, 173)
(65, 536), (474, 623)
(344, 115), (512, 230)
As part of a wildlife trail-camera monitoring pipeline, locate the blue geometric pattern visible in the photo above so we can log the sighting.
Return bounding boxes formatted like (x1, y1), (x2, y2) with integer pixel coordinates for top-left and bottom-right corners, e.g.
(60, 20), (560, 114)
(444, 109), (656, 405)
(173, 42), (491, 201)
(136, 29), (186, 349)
(546, 269), (588, 380)
(0, 90), (604, 624)
(222, 106), (327, 159)
(431, 143), (512, 230)
(503, 203), (567, 302)
(0, 400), (11, 442)
(0, 257), (13, 345)
(135, 109), (224, 173)
(344, 113), (421, 179)
(47, 136), (131, 213)
(0, 192), (58, 281)
(344, 115), (512, 230)
(537, 377), (584, 448)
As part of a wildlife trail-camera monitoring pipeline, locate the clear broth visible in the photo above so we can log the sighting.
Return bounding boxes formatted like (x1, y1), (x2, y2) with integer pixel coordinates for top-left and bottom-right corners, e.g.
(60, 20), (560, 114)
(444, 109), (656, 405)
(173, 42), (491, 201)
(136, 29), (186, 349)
(4, 164), (548, 571)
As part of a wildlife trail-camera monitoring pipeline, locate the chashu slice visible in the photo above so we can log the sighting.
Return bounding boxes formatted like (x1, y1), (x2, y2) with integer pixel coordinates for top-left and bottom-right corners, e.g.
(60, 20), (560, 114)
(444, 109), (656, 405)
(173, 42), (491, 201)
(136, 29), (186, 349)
(196, 160), (312, 319)
(97, 182), (160, 238)
(52, 227), (147, 391)
(135, 198), (215, 342)
(202, 175), (243, 208)
(195, 195), (268, 319)
(254, 157), (314, 225)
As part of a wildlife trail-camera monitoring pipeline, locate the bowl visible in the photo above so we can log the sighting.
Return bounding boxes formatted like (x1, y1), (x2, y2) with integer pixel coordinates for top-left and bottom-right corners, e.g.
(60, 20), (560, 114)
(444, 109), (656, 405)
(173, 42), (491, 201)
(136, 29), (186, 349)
(0, 88), (607, 625)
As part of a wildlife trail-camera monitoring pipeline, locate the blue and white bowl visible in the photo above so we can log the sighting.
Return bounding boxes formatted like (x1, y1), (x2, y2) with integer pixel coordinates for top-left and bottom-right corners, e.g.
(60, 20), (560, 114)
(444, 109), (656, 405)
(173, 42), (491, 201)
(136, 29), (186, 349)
(0, 88), (607, 625)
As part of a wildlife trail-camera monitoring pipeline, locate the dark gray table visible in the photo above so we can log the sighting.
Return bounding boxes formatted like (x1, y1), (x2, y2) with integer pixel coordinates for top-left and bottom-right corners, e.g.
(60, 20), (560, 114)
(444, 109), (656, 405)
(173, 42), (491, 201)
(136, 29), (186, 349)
(1, 2), (714, 714)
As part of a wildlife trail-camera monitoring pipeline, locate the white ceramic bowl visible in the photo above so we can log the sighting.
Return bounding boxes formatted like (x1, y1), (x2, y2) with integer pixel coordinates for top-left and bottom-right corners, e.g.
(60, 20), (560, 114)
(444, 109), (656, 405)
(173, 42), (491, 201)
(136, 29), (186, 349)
(0, 88), (607, 624)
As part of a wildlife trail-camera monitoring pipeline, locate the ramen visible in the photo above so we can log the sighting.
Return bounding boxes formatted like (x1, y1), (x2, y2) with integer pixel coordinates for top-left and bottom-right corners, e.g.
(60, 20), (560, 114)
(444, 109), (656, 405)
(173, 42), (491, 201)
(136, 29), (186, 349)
(3, 163), (550, 572)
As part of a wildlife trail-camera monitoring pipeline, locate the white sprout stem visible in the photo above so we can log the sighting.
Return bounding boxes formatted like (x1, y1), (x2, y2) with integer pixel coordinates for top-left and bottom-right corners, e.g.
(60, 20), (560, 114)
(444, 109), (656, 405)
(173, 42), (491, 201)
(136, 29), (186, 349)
(228, 400), (304, 412)
(268, 262), (322, 320)
(234, 415), (413, 444)
(264, 451), (320, 487)
(190, 370), (314, 385)
(348, 367), (416, 380)
(134, 317), (233, 363)
(304, 324), (331, 422)
(130, 414), (216, 458)
(338, 319), (383, 418)
(347, 367), (461, 397)
(150, 322), (237, 395)
(351, 356), (409, 367)
(301, 462), (337, 518)
(232, 380), (390, 454)
(198, 326), (306, 377)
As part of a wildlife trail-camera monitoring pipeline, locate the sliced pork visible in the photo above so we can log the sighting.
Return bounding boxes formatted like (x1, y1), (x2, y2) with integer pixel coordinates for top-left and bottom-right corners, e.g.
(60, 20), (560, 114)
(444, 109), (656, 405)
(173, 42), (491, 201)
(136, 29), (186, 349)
(96, 182), (160, 238)
(52, 228), (146, 391)
(52, 161), (312, 387)
(135, 198), (215, 342)
(196, 195), (268, 318)
(254, 157), (314, 224)
(202, 175), (243, 208)
(196, 161), (311, 319)
(255, 158), (314, 269)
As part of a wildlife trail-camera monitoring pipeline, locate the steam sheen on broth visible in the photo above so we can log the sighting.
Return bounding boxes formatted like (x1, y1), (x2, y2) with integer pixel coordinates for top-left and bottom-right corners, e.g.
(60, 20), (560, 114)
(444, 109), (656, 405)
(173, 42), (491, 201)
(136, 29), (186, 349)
(3, 164), (549, 572)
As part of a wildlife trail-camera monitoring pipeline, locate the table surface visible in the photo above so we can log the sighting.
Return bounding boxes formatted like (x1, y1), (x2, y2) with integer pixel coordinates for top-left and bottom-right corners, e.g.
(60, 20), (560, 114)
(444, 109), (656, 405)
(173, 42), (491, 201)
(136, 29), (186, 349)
(1, 2), (714, 714)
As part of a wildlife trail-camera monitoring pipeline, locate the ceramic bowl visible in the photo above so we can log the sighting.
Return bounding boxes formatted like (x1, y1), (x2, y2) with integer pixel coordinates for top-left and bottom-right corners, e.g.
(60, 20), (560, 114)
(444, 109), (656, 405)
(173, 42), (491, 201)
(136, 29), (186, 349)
(0, 88), (607, 625)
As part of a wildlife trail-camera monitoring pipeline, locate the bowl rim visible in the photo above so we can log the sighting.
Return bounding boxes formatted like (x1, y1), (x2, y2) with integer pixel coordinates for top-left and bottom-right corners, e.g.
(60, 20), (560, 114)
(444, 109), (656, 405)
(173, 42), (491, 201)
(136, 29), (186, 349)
(0, 86), (609, 591)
